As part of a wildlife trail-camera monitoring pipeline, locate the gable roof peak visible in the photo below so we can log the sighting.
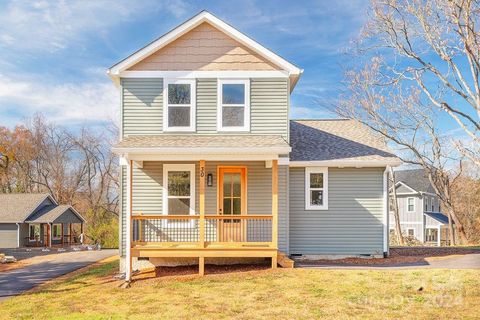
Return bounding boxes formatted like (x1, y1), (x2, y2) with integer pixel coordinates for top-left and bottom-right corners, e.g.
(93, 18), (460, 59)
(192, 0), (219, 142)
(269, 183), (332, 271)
(107, 10), (302, 82)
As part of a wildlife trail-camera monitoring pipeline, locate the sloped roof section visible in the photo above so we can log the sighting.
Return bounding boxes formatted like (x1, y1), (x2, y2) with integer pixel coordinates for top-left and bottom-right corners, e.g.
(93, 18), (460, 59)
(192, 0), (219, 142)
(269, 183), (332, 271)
(0, 193), (51, 223)
(113, 135), (291, 154)
(424, 212), (449, 224)
(395, 169), (436, 193)
(25, 205), (85, 224)
(289, 119), (400, 164)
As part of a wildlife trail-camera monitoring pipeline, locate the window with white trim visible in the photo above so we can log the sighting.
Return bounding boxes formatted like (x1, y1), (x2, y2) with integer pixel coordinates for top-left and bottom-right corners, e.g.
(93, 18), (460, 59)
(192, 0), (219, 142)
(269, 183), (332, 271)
(305, 167), (328, 210)
(431, 197), (435, 212)
(407, 197), (415, 212)
(163, 79), (196, 131)
(217, 79), (250, 131)
(163, 164), (195, 226)
(29, 224), (40, 241)
(52, 224), (62, 239)
(407, 228), (415, 237)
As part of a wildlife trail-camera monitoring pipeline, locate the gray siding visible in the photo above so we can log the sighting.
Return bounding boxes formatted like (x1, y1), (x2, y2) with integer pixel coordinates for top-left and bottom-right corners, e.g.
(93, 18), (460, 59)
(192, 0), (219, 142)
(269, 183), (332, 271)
(0, 223), (18, 248)
(120, 161), (287, 255)
(53, 209), (83, 224)
(122, 78), (163, 136)
(19, 223), (30, 247)
(121, 78), (288, 139)
(289, 167), (385, 255)
(396, 184), (416, 194)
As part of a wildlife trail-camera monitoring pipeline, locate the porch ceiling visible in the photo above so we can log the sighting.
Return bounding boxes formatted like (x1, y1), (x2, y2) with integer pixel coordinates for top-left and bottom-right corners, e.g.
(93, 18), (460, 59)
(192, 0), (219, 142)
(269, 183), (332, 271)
(113, 135), (291, 156)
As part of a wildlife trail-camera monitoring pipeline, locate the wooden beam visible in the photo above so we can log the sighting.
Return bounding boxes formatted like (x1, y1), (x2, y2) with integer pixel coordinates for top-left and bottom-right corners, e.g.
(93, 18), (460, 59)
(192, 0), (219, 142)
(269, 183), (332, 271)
(61, 223), (64, 246)
(199, 257), (205, 276)
(271, 160), (278, 251)
(199, 160), (206, 248)
(69, 223), (73, 244)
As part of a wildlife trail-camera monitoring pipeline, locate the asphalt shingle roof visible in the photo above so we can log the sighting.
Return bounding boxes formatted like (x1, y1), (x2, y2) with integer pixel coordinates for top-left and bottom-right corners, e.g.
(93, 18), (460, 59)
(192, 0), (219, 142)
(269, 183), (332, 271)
(114, 135), (290, 150)
(0, 193), (51, 223)
(289, 119), (398, 162)
(395, 169), (436, 193)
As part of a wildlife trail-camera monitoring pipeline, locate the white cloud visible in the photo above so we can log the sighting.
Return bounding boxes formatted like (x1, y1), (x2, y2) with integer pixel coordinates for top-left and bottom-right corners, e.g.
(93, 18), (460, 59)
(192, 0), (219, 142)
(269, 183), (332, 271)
(0, 74), (119, 126)
(0, 0), (186, 52)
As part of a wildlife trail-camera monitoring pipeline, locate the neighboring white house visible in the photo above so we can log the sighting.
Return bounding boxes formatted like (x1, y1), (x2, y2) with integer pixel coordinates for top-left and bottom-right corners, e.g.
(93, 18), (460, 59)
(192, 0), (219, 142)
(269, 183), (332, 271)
(390, 169), (451, 246)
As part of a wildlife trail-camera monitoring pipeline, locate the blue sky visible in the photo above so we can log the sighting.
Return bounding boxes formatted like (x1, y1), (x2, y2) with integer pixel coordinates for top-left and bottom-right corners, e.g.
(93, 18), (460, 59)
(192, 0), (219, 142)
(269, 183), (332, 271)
(0, 0), (370, 129)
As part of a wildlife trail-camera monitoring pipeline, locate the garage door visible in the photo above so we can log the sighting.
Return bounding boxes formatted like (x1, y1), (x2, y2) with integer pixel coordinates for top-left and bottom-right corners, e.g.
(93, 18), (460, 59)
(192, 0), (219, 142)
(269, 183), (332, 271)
(0, 223), (18, 248)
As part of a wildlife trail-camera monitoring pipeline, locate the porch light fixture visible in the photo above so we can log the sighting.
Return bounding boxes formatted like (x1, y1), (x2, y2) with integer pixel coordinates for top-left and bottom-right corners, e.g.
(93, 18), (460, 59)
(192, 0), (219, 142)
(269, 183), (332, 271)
(207, 173), (213, 187)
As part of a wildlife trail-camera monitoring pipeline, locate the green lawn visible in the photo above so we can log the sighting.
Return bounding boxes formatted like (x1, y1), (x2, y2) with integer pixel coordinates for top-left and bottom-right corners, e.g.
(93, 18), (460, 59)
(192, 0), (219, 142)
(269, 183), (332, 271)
(1, 258), (479, 320)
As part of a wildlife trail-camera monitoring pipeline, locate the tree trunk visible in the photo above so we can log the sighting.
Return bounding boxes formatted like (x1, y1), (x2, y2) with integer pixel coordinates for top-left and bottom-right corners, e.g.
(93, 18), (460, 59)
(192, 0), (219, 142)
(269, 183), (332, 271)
(445, 204), (468, 245)
(447, 211), (455, 246)
(389, 167), (405, 245)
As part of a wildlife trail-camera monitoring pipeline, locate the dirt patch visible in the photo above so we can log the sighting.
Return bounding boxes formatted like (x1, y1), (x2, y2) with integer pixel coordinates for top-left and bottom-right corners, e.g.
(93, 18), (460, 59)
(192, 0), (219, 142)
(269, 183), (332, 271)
(299, 247), (480, 266)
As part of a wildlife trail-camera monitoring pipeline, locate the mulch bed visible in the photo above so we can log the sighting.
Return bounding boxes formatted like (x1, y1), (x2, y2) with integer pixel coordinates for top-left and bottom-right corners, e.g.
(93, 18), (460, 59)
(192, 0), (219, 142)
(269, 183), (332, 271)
(299, 247), (480, 266)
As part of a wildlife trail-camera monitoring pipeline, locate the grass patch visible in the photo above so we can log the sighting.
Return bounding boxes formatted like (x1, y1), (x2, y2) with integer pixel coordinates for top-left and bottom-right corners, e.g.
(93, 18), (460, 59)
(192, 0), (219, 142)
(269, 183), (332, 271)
(0, 258), (479, 319)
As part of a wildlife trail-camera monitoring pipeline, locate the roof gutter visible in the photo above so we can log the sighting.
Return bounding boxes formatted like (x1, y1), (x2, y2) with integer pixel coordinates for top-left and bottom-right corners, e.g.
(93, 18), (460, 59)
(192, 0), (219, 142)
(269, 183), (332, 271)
(112, 146), (292, 155)
(289, 159), (403, 167)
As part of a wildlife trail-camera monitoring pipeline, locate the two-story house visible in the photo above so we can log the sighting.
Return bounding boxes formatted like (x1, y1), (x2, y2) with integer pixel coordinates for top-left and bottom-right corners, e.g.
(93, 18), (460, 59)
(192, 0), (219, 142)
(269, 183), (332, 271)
(389, 169), (451, 246)
(108, 11), (401, 280)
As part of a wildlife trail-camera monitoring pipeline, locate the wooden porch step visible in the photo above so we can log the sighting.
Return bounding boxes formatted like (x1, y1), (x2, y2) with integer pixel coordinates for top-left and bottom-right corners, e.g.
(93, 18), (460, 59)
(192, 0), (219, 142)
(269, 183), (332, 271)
(277, 252), (295, 268)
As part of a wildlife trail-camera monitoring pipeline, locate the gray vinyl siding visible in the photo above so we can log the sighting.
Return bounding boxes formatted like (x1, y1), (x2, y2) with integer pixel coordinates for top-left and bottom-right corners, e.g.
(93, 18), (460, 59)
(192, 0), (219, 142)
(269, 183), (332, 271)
(120, 161), (287, 254)
(19, 223), (30, 247)
(389, 194), (425, 242)
(53, 209), (83, 224)
(122, 78), (163, 137)
(0, 223), (18, 248)
(121, 78), (288, 138)
(289, 167), (385, 255)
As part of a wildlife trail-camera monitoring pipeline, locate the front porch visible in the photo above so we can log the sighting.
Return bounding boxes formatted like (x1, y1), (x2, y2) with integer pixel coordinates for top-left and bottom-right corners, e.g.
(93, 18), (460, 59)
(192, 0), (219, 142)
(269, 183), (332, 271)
(24, 222), (84, 248)
(124, 159), (281, 279)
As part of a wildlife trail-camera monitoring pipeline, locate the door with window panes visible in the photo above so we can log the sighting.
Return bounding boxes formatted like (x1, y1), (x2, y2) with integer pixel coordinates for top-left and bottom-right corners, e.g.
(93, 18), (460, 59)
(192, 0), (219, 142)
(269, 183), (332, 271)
(218, 167), (246, 242)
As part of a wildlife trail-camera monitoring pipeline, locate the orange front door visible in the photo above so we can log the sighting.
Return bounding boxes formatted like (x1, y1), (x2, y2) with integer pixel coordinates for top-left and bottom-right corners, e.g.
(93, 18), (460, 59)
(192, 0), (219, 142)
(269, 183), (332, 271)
(218, 167), (246, 242)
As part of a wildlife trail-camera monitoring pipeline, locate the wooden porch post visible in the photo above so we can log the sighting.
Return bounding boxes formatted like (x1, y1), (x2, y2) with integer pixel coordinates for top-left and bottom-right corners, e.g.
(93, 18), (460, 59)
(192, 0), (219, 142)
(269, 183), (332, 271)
(69, 223), (73, 244)
(125, 159), (133, 282)
(47, 223), (51, 247)
(199, 160), (206, 275)
(271, 159), (278, 269)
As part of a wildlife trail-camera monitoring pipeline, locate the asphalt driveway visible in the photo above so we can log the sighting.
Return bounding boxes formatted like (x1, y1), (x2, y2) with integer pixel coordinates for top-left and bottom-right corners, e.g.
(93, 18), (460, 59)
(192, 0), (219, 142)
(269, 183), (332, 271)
(0, 249), (116, 301)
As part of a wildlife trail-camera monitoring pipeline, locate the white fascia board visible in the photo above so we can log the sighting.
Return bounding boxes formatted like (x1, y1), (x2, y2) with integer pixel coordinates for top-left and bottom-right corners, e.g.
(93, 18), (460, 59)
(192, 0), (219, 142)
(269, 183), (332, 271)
(119, 70), (289, 79)
(289, 159), (402, 167)
(124, 153), (280, 162)
(107, 11), (302, 76)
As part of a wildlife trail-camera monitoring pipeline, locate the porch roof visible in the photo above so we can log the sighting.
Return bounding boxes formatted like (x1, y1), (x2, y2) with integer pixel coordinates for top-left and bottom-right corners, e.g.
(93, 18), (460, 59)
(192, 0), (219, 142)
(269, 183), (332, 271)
(112, 135), (291, 155)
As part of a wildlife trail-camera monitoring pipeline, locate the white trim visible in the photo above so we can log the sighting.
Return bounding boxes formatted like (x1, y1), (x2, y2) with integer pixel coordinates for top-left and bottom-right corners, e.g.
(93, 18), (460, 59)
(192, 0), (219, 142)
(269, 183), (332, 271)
(383, 167), (389, 254)
(389, 221), (423, 225)
(162, 164), (196, 228)
(120, 70), (288, 79)
(217, 79), (250, 132)
(406, 197), (415, 213)
(163, 79), (196, 132)
(290, 159), (402, 167)
(123, 153), (281, 162)
(125, 160), (132, 281)
(305, 167), (328, 210)
(108, 11), (302, 76)
(16, 223), (20, 247)
(114, 146), (291, 155)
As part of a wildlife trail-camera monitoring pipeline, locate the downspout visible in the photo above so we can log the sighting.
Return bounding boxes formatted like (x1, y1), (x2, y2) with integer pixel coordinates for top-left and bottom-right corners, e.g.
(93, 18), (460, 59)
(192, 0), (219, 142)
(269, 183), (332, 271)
(383, 166), (390, 257)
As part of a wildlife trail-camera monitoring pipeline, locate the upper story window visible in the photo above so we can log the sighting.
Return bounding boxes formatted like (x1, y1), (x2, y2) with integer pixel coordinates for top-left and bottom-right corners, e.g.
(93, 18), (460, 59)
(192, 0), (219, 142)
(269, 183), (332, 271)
(407, 197), (415, 212)
(431, 197), (435, 212)
(305, 167), (328, 210)
(164, 79), (196, 132)
(217, 79), (250, 131)
(425, 197), (428, 211)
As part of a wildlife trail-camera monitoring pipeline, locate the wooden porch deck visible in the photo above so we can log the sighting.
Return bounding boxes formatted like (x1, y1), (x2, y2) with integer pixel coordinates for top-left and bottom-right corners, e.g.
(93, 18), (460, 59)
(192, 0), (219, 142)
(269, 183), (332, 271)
(125, 160), (281, 279)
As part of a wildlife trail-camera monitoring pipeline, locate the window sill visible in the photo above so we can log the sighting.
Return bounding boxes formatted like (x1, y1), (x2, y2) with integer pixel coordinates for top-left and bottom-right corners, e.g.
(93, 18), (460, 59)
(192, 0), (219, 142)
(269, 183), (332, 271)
(305, 206), (329, 211)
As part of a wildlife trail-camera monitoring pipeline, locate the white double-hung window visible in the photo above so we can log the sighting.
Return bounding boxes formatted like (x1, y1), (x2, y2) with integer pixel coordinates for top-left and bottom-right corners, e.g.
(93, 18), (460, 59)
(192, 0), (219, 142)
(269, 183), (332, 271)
(163, 79), (196, 132)
(162, 164), (196, 227)
(305, 167), (328, 210)
(217, 79), (250, 131)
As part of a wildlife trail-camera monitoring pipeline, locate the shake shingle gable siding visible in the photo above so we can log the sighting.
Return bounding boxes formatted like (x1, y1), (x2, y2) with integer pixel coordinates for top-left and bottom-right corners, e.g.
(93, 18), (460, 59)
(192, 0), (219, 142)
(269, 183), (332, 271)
(290, 120), (397, 162)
